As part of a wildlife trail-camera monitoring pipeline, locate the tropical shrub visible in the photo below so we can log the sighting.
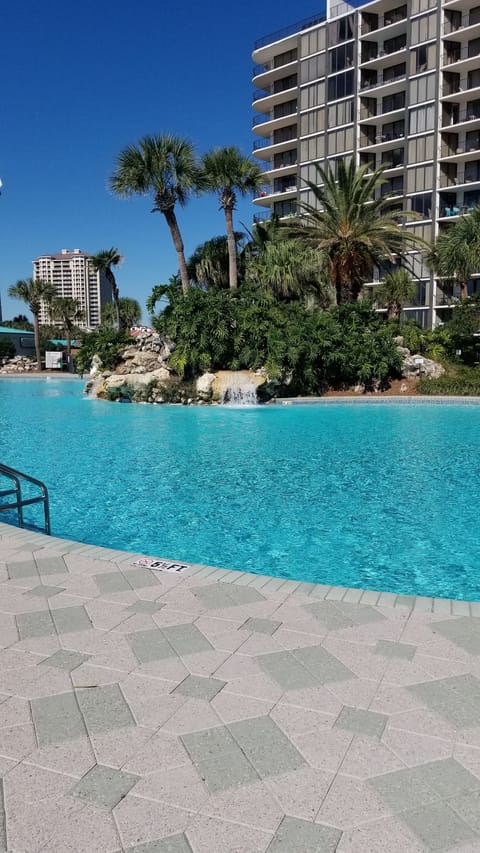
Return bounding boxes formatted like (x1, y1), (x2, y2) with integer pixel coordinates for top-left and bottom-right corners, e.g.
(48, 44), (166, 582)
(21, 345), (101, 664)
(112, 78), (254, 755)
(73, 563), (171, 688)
(152, 288), (402, 393)
(75, 328), (131, 374)
(440, 296), (480, 365)
(0, 339), (15, 360)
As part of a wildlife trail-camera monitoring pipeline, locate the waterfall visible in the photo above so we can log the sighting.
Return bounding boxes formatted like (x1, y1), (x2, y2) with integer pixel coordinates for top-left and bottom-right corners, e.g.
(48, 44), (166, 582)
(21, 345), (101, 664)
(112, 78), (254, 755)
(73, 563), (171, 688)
(218, 371), (258, 406)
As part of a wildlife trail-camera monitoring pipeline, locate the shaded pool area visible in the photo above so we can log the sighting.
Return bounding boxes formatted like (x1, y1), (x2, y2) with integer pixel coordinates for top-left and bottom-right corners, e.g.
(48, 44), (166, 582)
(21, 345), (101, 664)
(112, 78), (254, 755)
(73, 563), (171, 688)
(1, 377), (480, 600)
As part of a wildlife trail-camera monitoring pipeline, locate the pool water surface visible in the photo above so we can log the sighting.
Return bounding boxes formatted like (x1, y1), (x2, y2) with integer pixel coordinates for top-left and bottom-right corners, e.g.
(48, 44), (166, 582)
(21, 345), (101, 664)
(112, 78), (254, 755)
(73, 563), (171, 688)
(2, 378), (480, 600)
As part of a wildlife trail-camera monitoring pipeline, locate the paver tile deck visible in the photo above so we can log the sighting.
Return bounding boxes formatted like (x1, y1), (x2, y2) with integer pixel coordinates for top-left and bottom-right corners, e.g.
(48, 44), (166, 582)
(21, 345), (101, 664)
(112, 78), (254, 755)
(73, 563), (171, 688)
(2, 522), (480, 852)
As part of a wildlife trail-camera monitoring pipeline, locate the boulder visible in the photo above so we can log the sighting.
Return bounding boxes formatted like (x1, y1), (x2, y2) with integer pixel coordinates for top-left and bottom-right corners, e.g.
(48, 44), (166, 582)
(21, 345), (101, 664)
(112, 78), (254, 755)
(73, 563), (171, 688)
(130, 350), (162, 371)
(196, 372), (216, 400)
(402, 354), (445, 379)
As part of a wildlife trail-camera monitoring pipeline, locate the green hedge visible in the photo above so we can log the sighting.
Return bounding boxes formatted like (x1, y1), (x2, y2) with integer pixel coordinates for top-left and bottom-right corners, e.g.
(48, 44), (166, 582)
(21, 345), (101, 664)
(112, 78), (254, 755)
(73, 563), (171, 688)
(417, 375), (480, 395)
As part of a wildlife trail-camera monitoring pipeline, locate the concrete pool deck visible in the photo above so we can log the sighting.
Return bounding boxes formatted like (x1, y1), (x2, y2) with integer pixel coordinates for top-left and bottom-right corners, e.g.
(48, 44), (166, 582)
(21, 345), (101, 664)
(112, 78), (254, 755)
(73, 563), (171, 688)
(2, 523), (480, 851)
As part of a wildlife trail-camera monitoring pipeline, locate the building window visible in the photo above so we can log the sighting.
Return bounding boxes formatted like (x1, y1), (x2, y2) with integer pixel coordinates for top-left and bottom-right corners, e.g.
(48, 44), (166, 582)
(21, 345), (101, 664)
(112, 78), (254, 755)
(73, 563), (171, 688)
(409, 105), (435, 134)
(381, 147), (404, 167)
(329, 43), (354, 73)
(273, 200), (297, 217)
(384, 34), (407, 55)
(411, 13), (437, 46)
(327, 70), (354, 101)
(411, 193), (432, 218)
(410, 73), (436, 105)
(327, 99), (354, 127)
(383, 62), (406, 83)
(300, 135), (325, 161)
(300, 81), (326, 109)
(300, 109), (325, 136)
(328, 15), (354, 46)
(300, 55), (326, 83)
(382, 91), (405, 113)
(300, 29), (325, 58)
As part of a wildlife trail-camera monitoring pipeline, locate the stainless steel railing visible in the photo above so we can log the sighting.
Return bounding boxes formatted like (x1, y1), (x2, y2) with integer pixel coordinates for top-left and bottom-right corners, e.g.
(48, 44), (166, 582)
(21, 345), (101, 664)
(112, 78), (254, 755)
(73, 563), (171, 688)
(0, 463), (50, 535)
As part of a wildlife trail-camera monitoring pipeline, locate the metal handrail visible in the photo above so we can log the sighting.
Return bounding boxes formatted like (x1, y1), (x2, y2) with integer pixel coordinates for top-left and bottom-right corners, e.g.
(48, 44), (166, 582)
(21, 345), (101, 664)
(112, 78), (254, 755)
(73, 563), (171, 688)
(0, 463), (50, 535)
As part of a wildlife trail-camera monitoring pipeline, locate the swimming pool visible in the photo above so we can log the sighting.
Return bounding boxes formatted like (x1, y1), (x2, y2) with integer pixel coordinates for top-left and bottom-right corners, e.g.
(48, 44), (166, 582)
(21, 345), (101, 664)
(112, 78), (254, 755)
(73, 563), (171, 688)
(2, 377), (480, 600)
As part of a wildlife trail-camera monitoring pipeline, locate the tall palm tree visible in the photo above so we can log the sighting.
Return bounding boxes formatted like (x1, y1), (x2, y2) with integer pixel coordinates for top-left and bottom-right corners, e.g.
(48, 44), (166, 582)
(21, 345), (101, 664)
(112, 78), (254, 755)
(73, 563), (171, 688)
(375, 268), (417, 321)
(49, 297), (84, 366)
(286, 160), (423, 304)
(110, 134), (199, 294)
(90, 248), (122, 330)
(431, 206), (480, 300)
(8, 278), (55, 371)
(200, 147), (263, 289)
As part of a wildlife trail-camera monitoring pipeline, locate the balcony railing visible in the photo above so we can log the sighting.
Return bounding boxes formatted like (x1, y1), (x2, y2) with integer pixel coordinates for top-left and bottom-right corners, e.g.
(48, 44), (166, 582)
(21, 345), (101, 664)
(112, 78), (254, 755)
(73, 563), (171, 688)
(444, 45), (480, 65)
(254, 7), (327, 50)
(442, 109), (480, 126)
(253, 137), (271, 150)
(253, 63), (269, 76)
(361, 71), (406, 89)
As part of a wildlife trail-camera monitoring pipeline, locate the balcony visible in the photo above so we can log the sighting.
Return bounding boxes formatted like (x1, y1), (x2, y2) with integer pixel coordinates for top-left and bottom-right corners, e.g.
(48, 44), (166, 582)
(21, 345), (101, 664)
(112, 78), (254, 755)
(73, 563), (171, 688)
(442, 108), (480, 129)
(360, 46), (407, 70)
(360, 66), (407, 94)
(252, 112), (298, 135)
(443, 42), (480, 72)
(441, 82), (480, 103)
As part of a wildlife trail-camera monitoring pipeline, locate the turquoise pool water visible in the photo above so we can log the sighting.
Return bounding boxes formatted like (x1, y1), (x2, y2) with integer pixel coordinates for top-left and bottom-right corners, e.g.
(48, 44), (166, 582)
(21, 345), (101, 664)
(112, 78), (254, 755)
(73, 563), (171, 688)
(1, 378), (480, 600)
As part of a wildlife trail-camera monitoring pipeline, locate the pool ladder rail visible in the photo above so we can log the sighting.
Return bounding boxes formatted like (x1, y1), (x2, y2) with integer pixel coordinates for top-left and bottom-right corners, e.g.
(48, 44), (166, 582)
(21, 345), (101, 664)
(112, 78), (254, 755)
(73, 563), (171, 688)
(0, 463), (51, 535)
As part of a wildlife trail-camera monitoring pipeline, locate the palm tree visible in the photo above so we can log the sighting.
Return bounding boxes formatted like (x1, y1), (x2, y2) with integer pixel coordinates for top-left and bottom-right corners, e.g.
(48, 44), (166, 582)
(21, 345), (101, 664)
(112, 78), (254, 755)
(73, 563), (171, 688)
(431, 206), (480, 300)
(187, 234), (245, 290)
(49, 297), (84, 365)
(110, 134), (199, 294)
(286, 160), (423, 305)
(8, 278), (55, 371)
(90, 248), (122, 330)
(200, 147), (263, 289)
(245, 239), (332, 305)
(102, 297), (142, 331)
(375, 268), (417, 321)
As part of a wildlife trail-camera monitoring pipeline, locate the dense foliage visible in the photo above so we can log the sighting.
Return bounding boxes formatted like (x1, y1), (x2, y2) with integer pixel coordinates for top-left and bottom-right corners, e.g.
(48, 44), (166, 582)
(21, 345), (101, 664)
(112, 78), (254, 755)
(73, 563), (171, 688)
(153, 287), (402, 393)
(75, 328), (131, 374)
(417, 370), (480, 395)
(0, 339), (15, 360)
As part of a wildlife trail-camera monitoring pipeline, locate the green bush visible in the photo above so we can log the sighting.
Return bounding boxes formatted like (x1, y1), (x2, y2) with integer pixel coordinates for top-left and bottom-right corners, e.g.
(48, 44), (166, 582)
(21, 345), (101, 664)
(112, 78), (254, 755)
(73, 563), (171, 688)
(75, 328), (131, 374)
(417, 372), (480, 395)
(0, 339), (15, 360)
(152, 288), (402, 393)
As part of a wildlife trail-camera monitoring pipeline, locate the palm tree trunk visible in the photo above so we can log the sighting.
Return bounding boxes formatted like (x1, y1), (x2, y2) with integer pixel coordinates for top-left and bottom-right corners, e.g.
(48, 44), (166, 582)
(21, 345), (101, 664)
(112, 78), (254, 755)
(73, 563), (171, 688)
(106, 270), (120, 331)
(164, 209), (190, 294)
(388, 304), (400, 321)
(224, 206), (238, 290)
(33, 314), (42, 371)
(460, 279), (468, 300)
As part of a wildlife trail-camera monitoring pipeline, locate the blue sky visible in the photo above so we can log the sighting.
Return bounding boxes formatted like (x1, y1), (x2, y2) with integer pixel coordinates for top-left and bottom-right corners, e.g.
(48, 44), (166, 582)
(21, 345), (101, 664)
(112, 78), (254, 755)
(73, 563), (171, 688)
(0, 0), (325, 323)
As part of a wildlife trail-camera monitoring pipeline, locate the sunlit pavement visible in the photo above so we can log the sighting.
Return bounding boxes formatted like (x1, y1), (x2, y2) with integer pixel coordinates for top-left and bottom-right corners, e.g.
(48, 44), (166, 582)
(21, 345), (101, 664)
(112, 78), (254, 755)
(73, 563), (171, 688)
(1, 520), (480, 852)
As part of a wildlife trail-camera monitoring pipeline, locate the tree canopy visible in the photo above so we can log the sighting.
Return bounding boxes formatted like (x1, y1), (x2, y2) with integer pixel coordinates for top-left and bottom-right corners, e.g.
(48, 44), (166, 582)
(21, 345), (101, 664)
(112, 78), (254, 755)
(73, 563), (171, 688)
(285, 160), (423, 304)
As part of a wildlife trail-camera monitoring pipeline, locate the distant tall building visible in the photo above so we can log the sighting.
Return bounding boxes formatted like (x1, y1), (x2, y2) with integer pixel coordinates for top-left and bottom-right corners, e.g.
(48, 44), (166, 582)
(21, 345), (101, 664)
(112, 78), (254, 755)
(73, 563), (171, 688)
(252, 0), (480, 328)
(33, 249), (111, 329)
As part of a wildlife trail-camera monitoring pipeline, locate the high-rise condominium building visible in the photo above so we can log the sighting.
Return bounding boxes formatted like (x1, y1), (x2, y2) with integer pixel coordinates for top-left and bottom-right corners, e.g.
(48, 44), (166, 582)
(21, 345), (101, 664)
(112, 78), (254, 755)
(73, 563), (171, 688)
(33, 249), (111, 329)
(252, 0), (480, 327)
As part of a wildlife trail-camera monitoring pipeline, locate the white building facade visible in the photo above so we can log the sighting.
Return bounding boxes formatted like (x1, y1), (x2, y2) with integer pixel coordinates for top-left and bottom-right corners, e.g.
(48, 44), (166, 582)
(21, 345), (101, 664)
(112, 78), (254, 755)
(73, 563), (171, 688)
(252, 0), (480, 327)
(33, 249), (111, 329)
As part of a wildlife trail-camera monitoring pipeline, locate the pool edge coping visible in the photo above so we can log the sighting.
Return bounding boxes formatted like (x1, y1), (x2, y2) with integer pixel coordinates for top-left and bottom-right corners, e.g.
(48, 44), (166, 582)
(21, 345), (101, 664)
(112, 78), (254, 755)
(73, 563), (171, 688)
(1, 520), (478, 617)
